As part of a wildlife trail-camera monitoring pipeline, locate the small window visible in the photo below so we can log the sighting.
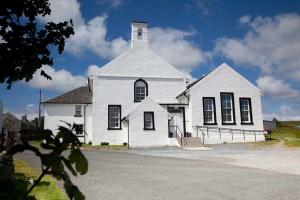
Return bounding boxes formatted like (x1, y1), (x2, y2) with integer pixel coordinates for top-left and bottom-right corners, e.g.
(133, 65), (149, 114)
(74, 124), (83, 135)
(75, 105), (82, 117)
(134, 79), (148, 102)
(220, 93), (236, 124)
(144, 112), (155, 130)
(240, 98), (253, 124)
(137, 28), (143, 40)
(108, 105), (121, 130)
(203, 97), (217, 125)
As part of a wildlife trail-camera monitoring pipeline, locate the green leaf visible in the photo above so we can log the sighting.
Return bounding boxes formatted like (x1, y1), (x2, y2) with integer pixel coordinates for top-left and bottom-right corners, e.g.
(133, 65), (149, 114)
(61, 156), (77, 176)
(40, 143), (55, 150)
(68, 149), (88, 175)
(42, 154), (64, 175)
(63, 172), (85, 200)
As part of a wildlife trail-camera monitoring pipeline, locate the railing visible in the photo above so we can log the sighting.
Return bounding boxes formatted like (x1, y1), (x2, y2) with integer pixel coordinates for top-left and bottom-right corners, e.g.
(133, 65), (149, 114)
(194, 126), (207, 146)
(193, 125), (266, 142)
(169, 125), (188, 146)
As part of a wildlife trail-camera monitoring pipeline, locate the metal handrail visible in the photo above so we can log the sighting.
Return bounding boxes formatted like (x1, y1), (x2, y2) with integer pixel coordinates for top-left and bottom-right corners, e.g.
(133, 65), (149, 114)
(194, 125), (266, 135)
(194, 126), (207, 146)
(170, 125), (188, 146)
(193, 125), (267, 142)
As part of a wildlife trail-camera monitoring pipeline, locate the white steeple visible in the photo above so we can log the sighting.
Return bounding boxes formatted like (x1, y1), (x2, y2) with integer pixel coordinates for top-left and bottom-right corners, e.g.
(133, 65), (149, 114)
(131, 21), (148, 48)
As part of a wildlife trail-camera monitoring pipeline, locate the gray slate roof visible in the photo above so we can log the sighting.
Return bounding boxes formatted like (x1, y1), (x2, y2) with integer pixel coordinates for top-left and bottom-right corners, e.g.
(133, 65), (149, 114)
(43, 86), (92, 104)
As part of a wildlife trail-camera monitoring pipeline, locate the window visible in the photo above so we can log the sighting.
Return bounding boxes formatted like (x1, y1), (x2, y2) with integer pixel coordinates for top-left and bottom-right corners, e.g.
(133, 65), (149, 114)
(108, 105), (121, 129)
(239, 98), (253, 124)
(203, 97), (217, 125)
(144, 112), (155, 130)
(74, 124), (83, 135)
(137, 28), (143, 40)
(220, 93), (236, 124)
(75, 105), (82, 117)
(134, 79), (148, 102)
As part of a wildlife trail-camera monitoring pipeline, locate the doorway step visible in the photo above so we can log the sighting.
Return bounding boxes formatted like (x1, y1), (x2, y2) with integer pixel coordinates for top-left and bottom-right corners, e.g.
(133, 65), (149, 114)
(177, 137), (203, 147)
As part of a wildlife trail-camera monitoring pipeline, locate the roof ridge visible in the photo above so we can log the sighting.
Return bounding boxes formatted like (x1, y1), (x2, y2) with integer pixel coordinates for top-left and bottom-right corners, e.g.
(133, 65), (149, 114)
(43, 86), (92, 104)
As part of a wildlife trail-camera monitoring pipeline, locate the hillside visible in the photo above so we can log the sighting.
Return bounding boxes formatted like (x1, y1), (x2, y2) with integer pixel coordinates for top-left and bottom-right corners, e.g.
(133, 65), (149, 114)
(271, 121), (300, 147)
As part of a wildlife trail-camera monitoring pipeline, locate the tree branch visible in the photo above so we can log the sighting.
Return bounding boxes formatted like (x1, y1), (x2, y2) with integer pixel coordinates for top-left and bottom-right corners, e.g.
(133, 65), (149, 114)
(24, 166), (50, 197)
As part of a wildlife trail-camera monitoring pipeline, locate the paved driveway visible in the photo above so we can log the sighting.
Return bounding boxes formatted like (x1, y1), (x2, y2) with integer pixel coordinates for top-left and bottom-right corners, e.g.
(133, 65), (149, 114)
(17, 144), (300, 200)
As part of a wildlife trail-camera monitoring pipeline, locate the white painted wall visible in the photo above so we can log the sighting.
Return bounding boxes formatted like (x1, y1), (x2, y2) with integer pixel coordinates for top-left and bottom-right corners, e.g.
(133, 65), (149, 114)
(127, 98), (170, 147)
(44, 103), (92, 143)
(92, 76), (186, 145)
(188, 64), (264, 140)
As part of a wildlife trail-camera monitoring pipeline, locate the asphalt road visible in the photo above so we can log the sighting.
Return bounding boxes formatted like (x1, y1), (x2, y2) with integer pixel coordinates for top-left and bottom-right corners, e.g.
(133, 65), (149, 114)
(16, 147), (300, 200)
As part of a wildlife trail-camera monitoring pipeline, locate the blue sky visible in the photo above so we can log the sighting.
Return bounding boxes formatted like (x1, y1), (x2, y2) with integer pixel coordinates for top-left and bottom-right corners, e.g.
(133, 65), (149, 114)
(1, 0), (300, 120)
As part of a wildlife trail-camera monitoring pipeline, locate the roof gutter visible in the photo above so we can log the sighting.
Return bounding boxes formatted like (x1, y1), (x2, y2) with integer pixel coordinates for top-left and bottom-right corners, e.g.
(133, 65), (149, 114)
(83, 103), (89, 144)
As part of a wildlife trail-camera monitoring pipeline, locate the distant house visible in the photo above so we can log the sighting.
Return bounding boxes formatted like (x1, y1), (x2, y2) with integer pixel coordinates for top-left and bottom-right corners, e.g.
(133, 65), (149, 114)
(21, 115), (41, 130)
(263, 119), (277, 131)
(0, 99), (3, 133)
(43, 86), (92, 144)
(2, 112), (21, 135)
(43, 21), (265, 147)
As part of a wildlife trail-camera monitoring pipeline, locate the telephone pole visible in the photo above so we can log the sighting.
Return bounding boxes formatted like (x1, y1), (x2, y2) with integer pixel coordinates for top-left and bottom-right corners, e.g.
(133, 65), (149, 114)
(38, 89), (41, 130)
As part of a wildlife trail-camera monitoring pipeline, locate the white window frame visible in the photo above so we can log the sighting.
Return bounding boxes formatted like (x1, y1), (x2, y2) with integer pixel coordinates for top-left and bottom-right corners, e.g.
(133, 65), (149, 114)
(74, 124), (84, 135)
(108, 105), (121, 129)
(75, 105), (82, 117)
(221, 93), (236, 124)
(134, 79), (148, 102)
(144, 112), (155, 130)
(240, 98), (253, 124)
(203, 97), (216, 124)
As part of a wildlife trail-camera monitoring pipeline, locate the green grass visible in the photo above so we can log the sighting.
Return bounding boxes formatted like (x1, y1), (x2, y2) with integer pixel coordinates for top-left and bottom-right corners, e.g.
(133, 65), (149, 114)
(14, 159), (67, 200)
(270, 121), (300, 147)
(81, 143), (127, 150)
(253, 138), (280, 146)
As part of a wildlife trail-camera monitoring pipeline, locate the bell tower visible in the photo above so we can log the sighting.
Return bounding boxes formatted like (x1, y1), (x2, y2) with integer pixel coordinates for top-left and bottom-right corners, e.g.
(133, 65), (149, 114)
(131, 21), (148, 48)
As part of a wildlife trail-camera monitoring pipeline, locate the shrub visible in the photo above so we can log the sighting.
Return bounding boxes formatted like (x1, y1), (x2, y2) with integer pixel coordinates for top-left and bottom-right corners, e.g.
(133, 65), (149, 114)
(123, 142), (128, 146)
(101, 142), (109, 146)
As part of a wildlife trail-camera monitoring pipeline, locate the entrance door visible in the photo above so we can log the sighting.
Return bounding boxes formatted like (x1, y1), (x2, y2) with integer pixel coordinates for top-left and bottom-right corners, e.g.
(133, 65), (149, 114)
(168, 107), (185, 138)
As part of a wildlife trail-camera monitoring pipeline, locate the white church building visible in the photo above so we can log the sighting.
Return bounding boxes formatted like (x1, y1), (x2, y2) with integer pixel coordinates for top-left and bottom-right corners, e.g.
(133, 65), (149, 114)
(43, 21), (265, 147)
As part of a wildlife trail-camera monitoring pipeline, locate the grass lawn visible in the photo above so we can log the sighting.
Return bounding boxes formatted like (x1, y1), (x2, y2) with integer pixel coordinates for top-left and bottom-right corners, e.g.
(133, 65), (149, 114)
(30, 141), (127, 150)
(262, 121), (300, 147)
(14, 159), (67, 200)
(81, 143), (128, 150)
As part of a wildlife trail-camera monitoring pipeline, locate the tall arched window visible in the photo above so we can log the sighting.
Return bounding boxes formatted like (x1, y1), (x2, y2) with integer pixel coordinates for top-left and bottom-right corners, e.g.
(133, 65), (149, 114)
(134, 79), (148, 102)
(137, 28), (143, 40)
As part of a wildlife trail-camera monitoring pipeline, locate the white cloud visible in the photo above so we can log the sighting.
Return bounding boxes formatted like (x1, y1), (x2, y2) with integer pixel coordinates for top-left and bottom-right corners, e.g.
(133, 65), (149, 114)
(4, 104), (40, 120)
(149, 28), (211, 72)
(42, 0), (84, 25)
(43, 0), (209, 73)
(256, 76), (300, 99)
(42, 0), (129, 59)
(264, 105), (300, 121)
(185, 0), (218, 17)
(239, 15), (251, 24)
(97, 0), (125, 9)
(27, 65), (86, 92)
(215, 13), (300, 82)
(66, 15), (130, 59)
(86, 65), (101, 76)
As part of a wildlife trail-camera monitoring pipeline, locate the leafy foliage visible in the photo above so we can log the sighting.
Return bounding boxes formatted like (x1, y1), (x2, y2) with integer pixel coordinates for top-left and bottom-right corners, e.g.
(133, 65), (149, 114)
(7, 123), (88, 200)
(0, 0), (74, 89)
